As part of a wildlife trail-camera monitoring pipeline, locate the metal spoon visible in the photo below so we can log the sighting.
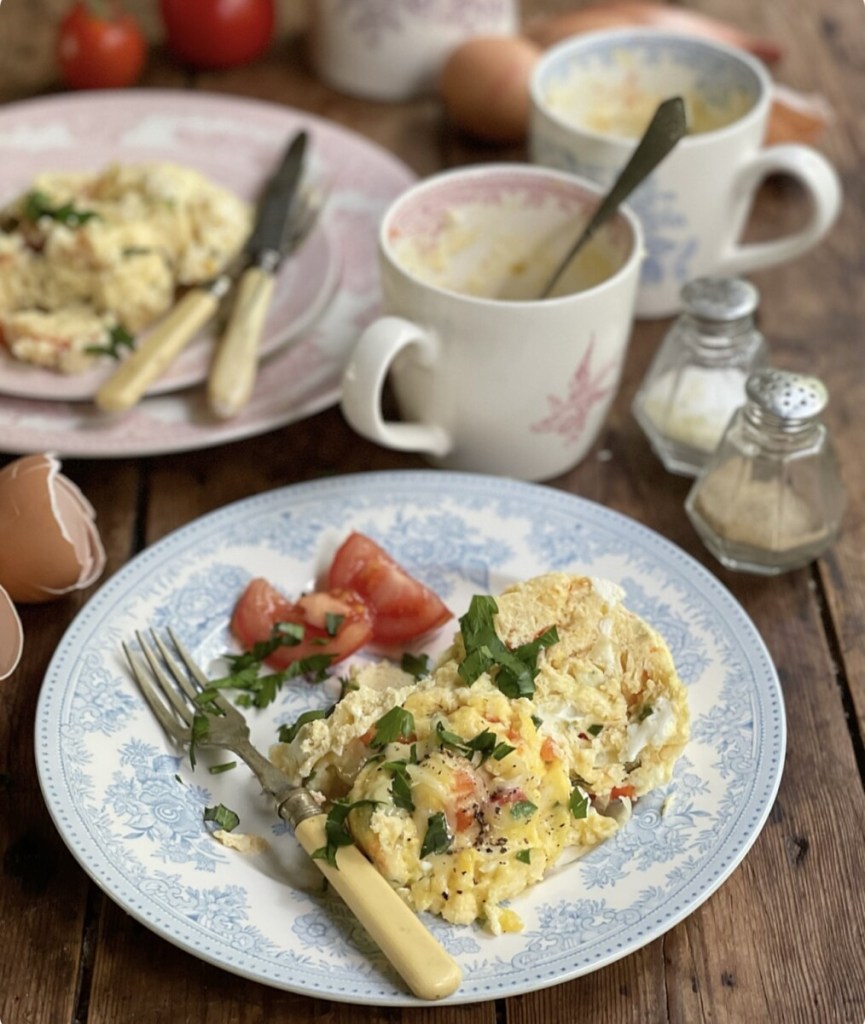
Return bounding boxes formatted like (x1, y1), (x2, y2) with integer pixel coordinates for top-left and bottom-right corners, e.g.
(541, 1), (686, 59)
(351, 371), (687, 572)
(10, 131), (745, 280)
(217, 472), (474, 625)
(539, 96), (688, 299)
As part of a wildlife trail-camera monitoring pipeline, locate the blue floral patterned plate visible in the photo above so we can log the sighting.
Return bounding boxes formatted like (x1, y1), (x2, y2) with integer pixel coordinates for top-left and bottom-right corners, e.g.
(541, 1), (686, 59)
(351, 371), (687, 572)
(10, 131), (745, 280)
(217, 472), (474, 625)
(35, 471), (785, 1006)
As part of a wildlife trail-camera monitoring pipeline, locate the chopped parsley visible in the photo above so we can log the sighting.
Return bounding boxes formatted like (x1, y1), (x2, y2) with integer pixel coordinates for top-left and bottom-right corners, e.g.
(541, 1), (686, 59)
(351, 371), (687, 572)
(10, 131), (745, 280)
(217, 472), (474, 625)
(207, 622), (333, 709)
(637, 704), (654, 722)
(569, 786), (589, 820)
(587, 723), (604, 737)
(369, 706), (415, 749)
(457, 595), (558, 698)
(401, 651), (431, 680)
(311, 799), (379, 868)
(203, 803), (240, 832)
(510, 800), (538, 820)
(420, 811), (452, 859)
(277, 706), (333, 744)
(85, 322), (136, 360)
(382, 760), (415, 812)
(433, 721), (514, 765)
(189, 713), (209, 770)
(516, 849), (532, 864)
(208, 761), (237, 774)
(24, 189), (99, 227)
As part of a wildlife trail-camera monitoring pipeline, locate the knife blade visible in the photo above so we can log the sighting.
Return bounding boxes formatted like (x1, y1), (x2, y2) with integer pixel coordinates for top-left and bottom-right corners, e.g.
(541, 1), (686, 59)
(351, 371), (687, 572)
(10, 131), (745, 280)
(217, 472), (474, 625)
(94, 131), (309, 415)
(207, 131), (311, 419)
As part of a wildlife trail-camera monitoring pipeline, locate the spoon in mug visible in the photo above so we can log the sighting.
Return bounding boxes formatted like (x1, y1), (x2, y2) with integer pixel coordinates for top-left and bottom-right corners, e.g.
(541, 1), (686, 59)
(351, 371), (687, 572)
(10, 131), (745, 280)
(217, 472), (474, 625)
(538, 96), (688, 298)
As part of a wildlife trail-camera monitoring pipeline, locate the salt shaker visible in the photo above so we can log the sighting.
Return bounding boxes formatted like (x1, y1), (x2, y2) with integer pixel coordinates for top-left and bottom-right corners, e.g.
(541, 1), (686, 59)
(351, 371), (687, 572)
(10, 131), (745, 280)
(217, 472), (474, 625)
(632, 277), (769, 476)
(685, 369), (845, 575)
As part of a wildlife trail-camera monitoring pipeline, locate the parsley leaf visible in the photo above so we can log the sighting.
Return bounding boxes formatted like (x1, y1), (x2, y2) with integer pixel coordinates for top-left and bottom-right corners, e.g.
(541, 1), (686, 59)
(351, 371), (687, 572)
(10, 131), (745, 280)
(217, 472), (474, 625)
(382, 760), (415, 812)
(24, 189), (99, 227)
(511, 800), (538, 820)
(277, 707), (331, 744)
(208, 761), (237, 774)
(401, 651), (431, 679)
(189, 713), (209, 770)
(203, 803), (240, 832)
(432, 721), (515, 765)
(457, 595), (558, 699)
(311, 799), (379, 868)
(569, 786), (589, 819)
(85, 322), (136, 360)
(420, 811), (452, 858)
(369, 706), (415, 749)
(516, 849), (532, 864)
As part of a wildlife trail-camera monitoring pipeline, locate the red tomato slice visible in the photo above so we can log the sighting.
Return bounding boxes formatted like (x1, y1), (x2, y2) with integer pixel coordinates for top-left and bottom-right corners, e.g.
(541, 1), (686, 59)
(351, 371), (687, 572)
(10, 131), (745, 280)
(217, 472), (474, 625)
(230, 577), (373, 670)
(326, 532), (452, 644)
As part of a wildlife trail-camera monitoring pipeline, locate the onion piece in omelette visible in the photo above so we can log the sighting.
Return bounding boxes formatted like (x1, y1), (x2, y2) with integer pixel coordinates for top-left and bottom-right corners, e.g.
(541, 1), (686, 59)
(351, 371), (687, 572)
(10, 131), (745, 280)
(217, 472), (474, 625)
(271, 572), (689, 934)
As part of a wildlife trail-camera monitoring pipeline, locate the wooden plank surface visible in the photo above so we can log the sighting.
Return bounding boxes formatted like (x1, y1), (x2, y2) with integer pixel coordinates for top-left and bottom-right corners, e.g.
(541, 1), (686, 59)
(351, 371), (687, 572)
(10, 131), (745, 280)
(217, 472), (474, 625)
(1, 1), (864, 1022)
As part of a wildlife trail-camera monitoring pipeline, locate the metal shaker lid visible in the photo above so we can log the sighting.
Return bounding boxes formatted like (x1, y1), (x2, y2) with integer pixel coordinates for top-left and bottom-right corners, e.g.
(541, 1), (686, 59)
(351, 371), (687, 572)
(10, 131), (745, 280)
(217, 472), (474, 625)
(681, 277), (760, 323)
(745, 368), (828, 420)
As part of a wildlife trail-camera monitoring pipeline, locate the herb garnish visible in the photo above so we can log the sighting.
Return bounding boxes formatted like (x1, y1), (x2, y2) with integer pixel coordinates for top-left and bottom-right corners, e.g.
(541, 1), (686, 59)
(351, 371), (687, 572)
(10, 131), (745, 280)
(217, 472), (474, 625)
(208, 761), (237, 774)
(420, 811), (452, 858)
(208, 622), (333, 709)
(189, 713), (209, 770)
(457, 595), (558, 698)
(401, 651), (431, 680)
(510, 800), (538, 820)
(85, 322), (136, 360)
(203, 803), (240, 832)
(516, 849), (531, 864)
(382, 760), (415, 812)
(369, 706), (415, 749)
(312, 799), (379, 868)
(637, 704), (654, 722)
(24, 189), (99, 227)
(569, 786), (589, 819)
(433, 721), (514, 765)
(277, 707), (332, 744)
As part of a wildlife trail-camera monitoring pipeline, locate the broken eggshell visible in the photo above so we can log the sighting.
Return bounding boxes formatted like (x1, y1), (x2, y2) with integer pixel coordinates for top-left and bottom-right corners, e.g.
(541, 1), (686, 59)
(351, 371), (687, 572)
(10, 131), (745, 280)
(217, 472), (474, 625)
(0, 453), (106, 603)
(0, 585), (24, 680)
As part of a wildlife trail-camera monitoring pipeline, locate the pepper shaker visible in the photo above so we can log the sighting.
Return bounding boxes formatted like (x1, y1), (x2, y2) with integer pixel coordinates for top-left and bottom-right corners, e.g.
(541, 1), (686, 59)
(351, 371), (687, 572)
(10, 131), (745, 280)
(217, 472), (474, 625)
(685, 368), (846, 575)
(632, 277), (769, 476)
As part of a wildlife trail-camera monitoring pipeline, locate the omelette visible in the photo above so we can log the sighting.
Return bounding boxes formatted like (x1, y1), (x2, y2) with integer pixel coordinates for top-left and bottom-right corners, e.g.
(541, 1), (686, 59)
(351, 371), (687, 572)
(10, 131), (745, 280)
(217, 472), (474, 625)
(0, 162), (251, 373)
(271, 572), (689, 934)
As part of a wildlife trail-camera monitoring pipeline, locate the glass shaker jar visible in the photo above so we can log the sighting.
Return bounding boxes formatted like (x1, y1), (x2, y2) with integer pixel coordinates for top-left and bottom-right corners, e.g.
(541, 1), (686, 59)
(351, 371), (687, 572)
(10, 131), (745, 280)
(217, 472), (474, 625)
(685, 368), (846, 575)
(632, 277), (769, 476)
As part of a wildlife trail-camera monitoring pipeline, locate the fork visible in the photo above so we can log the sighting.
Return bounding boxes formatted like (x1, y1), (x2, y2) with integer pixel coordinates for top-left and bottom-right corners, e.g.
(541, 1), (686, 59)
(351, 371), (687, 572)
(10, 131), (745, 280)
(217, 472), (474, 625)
(206, 185), (328, 420)
(123, 628), (462, 1002)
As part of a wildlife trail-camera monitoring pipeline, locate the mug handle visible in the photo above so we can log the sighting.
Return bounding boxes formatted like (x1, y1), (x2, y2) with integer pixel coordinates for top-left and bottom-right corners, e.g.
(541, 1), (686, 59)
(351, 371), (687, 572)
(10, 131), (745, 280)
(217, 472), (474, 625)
(340, 316), (451, 456)
(715, 144), (842, 277)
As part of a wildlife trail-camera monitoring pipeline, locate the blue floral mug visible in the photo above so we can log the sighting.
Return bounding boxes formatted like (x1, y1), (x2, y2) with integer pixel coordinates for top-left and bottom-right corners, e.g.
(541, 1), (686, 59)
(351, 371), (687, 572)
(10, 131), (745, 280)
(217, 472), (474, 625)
(529, 29), (842, 318)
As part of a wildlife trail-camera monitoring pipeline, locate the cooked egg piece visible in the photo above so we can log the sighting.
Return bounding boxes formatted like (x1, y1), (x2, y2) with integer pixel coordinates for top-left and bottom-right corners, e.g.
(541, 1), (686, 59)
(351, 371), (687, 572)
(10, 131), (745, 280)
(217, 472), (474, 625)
(0, 453), (106, 603)
(0, 585), (24, 680)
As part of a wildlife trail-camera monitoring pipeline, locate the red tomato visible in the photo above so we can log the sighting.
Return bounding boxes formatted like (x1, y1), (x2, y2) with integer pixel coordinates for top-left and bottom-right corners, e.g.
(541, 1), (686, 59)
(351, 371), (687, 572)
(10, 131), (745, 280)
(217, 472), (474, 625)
(57, 2), (147, 90)
(231, 577), (373, 670)
(327, 533), (453, 644)
(159, 0), (275, 70)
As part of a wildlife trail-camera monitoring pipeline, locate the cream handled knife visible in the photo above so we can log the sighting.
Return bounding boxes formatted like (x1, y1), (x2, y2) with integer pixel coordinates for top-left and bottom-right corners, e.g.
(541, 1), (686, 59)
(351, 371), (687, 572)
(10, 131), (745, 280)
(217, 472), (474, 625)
(94, 131), (309, 416)
(208, 131), (310, 419)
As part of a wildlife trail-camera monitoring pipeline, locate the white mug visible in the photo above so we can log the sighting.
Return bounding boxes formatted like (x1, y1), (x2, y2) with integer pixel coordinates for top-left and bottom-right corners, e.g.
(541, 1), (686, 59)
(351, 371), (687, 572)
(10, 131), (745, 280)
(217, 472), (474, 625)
(529, 29), (842, 318)
(307, 0), (519, 102)
(340, 164), (644, 481)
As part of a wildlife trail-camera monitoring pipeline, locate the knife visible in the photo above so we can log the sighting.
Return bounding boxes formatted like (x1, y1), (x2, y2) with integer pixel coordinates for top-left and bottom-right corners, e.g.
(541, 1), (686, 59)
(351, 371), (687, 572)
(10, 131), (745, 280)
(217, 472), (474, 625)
(207, 131), (310, 419)
(94, 131), (309, 415)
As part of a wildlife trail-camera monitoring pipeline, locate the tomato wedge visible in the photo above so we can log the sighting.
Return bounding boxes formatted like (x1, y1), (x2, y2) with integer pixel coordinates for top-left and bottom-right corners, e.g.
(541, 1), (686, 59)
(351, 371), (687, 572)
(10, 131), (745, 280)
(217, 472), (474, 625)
(230, 577), (373, 670)
(326, 532), (452, 644)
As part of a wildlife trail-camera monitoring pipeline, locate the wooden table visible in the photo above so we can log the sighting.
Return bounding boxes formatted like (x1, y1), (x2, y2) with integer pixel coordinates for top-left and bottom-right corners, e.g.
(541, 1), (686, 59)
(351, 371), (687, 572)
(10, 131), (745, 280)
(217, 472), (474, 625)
(1, 2), (863, 1022)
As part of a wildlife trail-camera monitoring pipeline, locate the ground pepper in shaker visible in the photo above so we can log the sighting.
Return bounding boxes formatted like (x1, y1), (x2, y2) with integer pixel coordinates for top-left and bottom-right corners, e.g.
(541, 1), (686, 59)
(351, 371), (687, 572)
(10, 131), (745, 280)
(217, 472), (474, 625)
(632, 277), (769, 476)
(685, 368), (845, 575)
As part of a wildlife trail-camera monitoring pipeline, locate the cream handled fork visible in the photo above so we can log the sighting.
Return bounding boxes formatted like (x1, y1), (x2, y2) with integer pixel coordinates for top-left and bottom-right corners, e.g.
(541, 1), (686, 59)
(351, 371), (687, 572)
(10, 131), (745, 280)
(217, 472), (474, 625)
(123, 628), (462, 1002)
(206, 188), (326, 420)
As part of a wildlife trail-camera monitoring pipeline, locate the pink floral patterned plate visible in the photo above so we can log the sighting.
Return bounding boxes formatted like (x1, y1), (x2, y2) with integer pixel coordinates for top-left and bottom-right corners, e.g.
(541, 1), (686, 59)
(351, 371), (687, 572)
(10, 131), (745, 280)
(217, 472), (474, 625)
(0, 90), (415, 457)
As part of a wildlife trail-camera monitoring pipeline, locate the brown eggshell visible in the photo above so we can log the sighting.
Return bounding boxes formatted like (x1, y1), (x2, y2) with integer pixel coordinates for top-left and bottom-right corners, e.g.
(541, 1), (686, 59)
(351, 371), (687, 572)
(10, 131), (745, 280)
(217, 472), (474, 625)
(0, 453), (106, 604)
(439, 35), (542, 144)
(0, 585), (24, 680)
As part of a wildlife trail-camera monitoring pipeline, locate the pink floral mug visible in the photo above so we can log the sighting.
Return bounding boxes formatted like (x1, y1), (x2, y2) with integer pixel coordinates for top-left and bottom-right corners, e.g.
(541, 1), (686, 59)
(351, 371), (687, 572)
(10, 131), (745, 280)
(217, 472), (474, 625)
(340, 165), (644, 481)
